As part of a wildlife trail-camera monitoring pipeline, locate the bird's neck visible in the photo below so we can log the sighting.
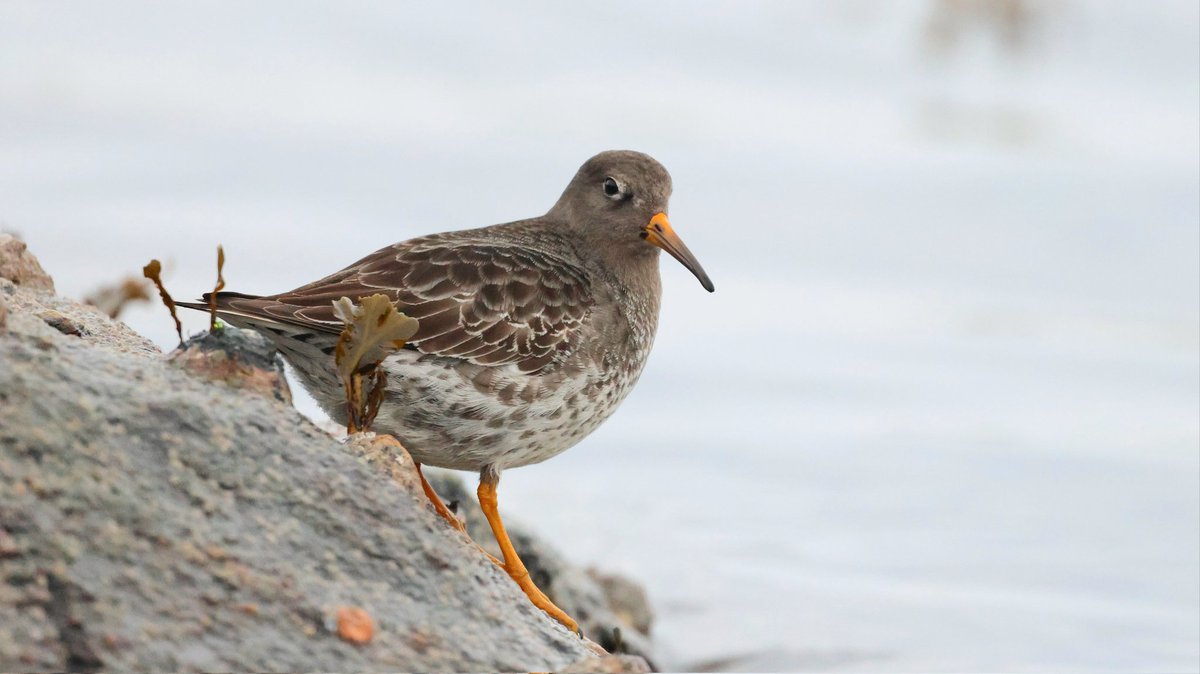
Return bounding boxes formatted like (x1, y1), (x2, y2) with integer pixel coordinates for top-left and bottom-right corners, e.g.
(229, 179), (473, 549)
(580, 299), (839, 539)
(595, 239), (663, 339)
(623, 247), (664, 308)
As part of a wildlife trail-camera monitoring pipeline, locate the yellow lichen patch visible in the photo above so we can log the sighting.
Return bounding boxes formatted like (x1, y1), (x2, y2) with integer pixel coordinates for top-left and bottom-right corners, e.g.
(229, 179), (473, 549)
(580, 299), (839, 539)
(332, 294), (418, 434)
(335, 606), (374, 645)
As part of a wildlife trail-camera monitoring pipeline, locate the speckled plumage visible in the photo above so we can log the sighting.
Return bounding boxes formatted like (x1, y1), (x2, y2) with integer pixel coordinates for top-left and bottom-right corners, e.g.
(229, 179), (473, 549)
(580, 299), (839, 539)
(187, 150), (712, 477)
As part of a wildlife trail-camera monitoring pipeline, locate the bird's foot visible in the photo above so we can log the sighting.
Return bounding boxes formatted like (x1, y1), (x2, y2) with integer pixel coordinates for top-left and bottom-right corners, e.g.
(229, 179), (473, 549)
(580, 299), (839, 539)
(502, 564), (580, 635)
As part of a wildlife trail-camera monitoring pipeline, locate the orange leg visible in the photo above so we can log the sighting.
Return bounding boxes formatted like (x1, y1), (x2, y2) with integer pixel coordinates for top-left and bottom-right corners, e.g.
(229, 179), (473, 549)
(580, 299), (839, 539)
(477, 472), (580, 635)
(414, 462), (468, 534)
(414, 462), (504, 566)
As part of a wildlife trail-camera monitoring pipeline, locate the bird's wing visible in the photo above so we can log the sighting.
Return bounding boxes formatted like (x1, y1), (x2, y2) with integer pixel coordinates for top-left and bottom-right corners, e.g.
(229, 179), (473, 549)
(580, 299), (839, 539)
(212, 233), (595, 373)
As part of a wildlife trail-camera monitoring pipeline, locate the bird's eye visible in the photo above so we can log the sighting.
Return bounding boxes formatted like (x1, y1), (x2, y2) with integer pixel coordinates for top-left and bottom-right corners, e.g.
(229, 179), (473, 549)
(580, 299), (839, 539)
(603, 177), (621, 198)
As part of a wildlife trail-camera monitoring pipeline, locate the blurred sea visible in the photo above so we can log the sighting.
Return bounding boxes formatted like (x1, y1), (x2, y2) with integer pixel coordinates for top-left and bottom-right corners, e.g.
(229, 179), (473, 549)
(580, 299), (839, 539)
(3, 2), (1197, 671)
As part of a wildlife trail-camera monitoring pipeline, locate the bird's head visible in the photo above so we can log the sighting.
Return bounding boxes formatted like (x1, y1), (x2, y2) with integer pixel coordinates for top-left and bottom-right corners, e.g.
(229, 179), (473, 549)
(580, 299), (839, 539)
(551, 150), (714, 293)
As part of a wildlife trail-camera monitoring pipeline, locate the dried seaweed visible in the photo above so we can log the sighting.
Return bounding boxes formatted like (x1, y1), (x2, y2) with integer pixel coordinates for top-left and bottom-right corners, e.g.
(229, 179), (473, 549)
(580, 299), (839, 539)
(83, 276), (152, 318)
(209, 245), (225, 331)
(332, 294), (418, 434)
(142, 259), (183, 346)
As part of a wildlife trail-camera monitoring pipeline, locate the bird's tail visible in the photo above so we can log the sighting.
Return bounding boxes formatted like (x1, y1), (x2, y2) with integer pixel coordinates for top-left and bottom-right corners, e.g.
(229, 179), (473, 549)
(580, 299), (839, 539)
(176, 291), (262, 314)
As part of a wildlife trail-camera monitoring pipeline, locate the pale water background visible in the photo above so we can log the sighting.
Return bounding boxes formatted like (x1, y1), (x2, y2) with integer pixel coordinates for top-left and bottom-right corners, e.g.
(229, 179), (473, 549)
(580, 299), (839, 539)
(3, 2), (1198, 671)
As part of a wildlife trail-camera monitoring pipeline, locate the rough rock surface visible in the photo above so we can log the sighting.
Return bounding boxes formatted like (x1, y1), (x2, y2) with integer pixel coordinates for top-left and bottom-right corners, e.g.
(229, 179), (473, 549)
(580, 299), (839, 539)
(0, 245), (650, 672)
(561, 654), (653, 673)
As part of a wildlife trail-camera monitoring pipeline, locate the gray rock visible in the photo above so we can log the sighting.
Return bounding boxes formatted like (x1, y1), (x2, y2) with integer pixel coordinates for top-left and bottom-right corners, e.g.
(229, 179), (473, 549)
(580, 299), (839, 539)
(588, 570), (655, 639)
(561, 653), (653, 673)
(0, 234), (54, 292)
(170, 326), (294, 405)
(0, 251), (620, 670)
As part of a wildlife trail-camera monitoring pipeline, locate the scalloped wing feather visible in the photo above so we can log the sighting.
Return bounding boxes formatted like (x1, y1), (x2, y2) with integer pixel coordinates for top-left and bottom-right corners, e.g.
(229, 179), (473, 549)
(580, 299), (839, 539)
(216, 233), (594, 374)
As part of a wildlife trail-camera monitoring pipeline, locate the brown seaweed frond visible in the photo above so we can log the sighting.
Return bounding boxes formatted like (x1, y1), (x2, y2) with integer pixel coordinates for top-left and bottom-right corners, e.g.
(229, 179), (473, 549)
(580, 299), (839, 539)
(83, 276), (152, 318)
(209, 244), (226, 331)
(332, 294), (419, 434)
(142, 259), (183, 346)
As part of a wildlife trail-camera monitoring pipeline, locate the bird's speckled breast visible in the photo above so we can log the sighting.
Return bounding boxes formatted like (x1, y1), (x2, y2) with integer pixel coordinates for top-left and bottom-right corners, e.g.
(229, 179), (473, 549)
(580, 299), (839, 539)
(369, 278), (660, 472)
